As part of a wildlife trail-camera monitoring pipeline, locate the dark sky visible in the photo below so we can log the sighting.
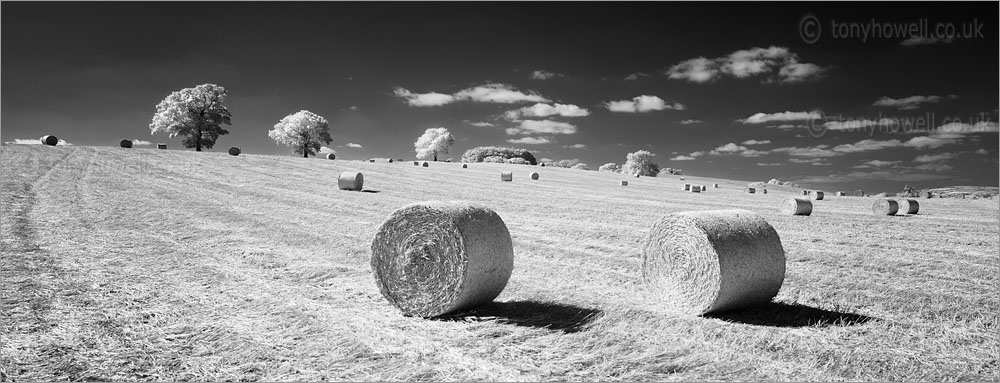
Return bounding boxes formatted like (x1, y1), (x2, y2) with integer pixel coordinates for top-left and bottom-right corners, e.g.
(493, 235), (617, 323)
(2, 2), (997, 192)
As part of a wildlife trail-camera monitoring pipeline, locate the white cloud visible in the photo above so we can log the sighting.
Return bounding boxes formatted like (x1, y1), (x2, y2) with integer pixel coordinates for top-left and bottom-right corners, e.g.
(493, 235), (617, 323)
(131, 139), (153, 146)
(623, 72), (649, 81)
(393, 87), (456, 107)
(900, 36), (954, 46)
(709, 143), (766, 157)
(530, 70), (563, 80)
(937, 121), (999, 134)
(563, 144), (586, 149)
(467, 121), (495, 127)
(319, 146), (336, 154)
(829, 139), (903, 153)
(508, 137), (552, 145)
(858, 160), (902, 168)
(504, 103), (590, 120)
(665, 57), (718, 83)
(667, 46), (826, 84)
(872, 95), (945, 110)
(914, 153), (955, 163)
(789, 157), (827, 164)
(903, 134), (963, 149)
(975, 148), (989, 155)
(739, 111), (822, 124)
(913, 163), (954, 172)
(823, 119), (898, 131)
(741, 139), (771, 145)
(6, 138), (72, 146)
(679, 119), (702, 125)
(346, 143), (363, 148)
(454, 83), (549, 104)
(505, 120), (577, 135)
(772, 145), (839, 157)
(605, 95), (684, 113)
(757, 162), (782, 166)
(670, 155), (695, 161)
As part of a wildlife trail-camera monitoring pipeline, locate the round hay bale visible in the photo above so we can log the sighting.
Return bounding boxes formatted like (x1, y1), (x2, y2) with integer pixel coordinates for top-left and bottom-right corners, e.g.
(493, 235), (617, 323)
(338, 171), (364, 191)
(853, 190), (864, 197)
(156, 143), (167, 149)
(228, 147), (241, 156)
(642, 209), (786, 315)
(679, 176), (685, 180)
(540, 163), (545, 167)
(762, 189), (768, 195)
(684, 183), (691, 191)
(388, 158), (394, 163)
(462, 164), (468, 169)
(529, 172), (539, 180)
(690, 185), (701, 193)
(810, 191), (824, 201)
(747, 187), (756, 194)
(803, 190), (809, 196)
(900, 199), (919, 214)
(919, 191), (932, 198)
(370, 201), (514, 317)
(872, 199), (899, 215)
(699, 185), (707, 192)
(835, 191), (846, 196)
(713, 183), (719, 188)
(413, 161), (420, 166)
(621, 180), (629, 186)
(500, 172), (513, 182)
(119, 139), (133, 148)
(326, 153), (337, 160)
(422, 161), (429, 167)
(782, 198), (812, 216)
(369, 159), (376, 163)
(635, 174), (640, 178)
(40, 135), (58, 146)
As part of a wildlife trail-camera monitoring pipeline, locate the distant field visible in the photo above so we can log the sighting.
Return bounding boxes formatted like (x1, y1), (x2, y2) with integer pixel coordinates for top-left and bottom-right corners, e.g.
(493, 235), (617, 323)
(2, 145), (997, 381)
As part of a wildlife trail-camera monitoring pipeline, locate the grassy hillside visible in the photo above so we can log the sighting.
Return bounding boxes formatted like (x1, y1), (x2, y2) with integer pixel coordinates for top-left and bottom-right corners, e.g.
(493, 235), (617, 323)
(2, 145), (998, 381)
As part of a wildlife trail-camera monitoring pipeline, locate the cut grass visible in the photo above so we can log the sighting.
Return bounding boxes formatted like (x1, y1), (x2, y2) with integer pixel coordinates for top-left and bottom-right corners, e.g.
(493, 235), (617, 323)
(1, 145), (998, 381)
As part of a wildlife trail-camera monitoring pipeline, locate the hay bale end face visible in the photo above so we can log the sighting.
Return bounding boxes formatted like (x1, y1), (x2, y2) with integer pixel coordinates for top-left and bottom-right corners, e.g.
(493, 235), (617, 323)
(762, 189), (768, 194)
(684, 183), (691, 191)
(500, 172), (513, 182)
(782, 198), (812, 216)
(370, 201), (514, 317)
(621, 180), (629, 186)
(462, 164), (468, 168)
(679, 176), (685, 180)
(901, 199), (920, 214)
(388, 158), (394, 163)
(119, 139), (133, 148)
(747, 187), (756, 194)
(40, 135), (58, 146)
(414, 161), (420, 166)
(854, 190), (864, 197)
(810, 191), (825, 200)
(369, 159), (375, 163)
(642, 209), (786, 315)
(713, 183), (719, 188)
(326, 153), (337, 160)
(530, 172), (539, 180)
(872, 199), (899, 215)
(422, 161), (429, 167)
(690, 185), (701, 193)
(803, 190), (809, 196)
(156, 143), (167, 149)
(338, 171), (364, 191)
(228, 147), (241, 156)
(836, 191), (846, 196)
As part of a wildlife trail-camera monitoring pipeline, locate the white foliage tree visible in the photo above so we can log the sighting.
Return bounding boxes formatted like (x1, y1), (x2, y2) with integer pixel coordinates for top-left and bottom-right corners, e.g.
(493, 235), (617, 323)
(599, 162), (621, 173)
(268, 110), (333, 158)
(622, 150), (660, 177)
(149, 83), (232, 151)
(414, 127), (456, 161)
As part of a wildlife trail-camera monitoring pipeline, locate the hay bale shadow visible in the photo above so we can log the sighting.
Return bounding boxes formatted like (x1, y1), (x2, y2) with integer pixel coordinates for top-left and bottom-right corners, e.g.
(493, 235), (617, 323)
(437, 300), (603, 333)
(361, 189), (380, 193)
(706, 302), (876, 328)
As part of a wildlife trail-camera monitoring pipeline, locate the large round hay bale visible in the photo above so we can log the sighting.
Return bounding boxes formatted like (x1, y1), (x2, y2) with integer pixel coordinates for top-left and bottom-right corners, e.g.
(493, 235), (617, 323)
(422, 161), (429, 167)
(462, 164), (468, 169)
(872, 199), (899, 215)
(326, 153), (337, 160)
(854, 190), (864, 197)
(684, 183), (691, 191)
(529, 172), (539, 180)
(810, 191), (824, 201)
(338, 171), (364, 191)
(747, 187), (756, 194)
(119, 139), (133, 148)
(40, 135), (58, 146)
(500, 172), (513, 182)
(156, 143), (167, 149)
(690, 185), (701, 193)
(370, 201), (514, 317)
(782, 198), (812, 216)
(900, 199), (919, 214)
(228, 147), (241, 156)
(621, 180), (629, 186)
(642, 209), (786, 315)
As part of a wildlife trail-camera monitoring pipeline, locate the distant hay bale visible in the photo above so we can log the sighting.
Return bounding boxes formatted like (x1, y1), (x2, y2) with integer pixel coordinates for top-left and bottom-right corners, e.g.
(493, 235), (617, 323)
(642, 209), (786, 315)
(713, 183), (719, 188)
(327, 153), (337, 160)
(228, 147), (241, 156)
(414, 161), (420, 166)
(684, 183), (691, 191)
(40, 135), (58, 146)
(462, 164), (468, 168)
(119, 139), (133, 148)
(388, 158), (394, 163)
(679, 176), (685, 180)
(699, 185), (707, 192)
(338, 171), (364, 191)
(762, 189), (768, 194)
(156, 143), (167, 149)
(370, 201), (513, 317)
(369, 159), (376, 163)
(422, 161), (429, 167)
(747, 187), (756, 194)
(782, 198), (812, 216)
(836, 191), (846, 196)
(635, 174), (640, 178)
(901, 199), (919, 214)
(810, 191), (824, 201)
(690, 185), (701, 193)
(500, 172), (512, 182)
(919, 191), (932, 198)
(872, 199), (899, 215)
(854, 190), (864, 197)
(802, 190), (809, 195)
(621, 180), (629, 186)
(530, 172), (539, 180)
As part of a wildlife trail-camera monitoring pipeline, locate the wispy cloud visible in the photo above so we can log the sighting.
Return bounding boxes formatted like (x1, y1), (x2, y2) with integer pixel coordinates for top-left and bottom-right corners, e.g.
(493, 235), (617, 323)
(623, 72), (649, 81)
(914, 153), (955, 163)
(504, 103), (590, 120)
(131, 139), (153, 146)
(394, 83), (549, 106)
(505, 120), (577, 135)
(739, 111), (822, 124)
(6, 138), (73, 146)
(605, 95), (685, 113)
(467, 121), (495, 127)
(854, 160), (902, 168)
(872, 95), (951, 110)
(666, 46), (826, 83)
(319, 146), (336, 154)
(665, 57), (718, 83)
(562, 144), (586, 149)
(393, 87), (456, 107)
(670, 155), (697, 161)
(530, 70), (563, 80)
(741, 139), (771, 145)
(507, 136), (552, 145)
(678, 119), (702, 125)
(900, 36), (954, 46)
(345, 142), (362, 148)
